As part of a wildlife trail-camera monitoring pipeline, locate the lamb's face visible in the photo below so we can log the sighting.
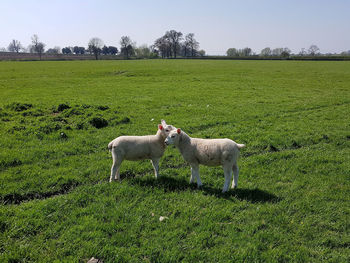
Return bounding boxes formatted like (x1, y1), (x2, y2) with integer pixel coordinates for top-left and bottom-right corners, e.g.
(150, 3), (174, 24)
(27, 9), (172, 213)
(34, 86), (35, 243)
(159, 120), (175, 137)
(164, 129), (181, 145)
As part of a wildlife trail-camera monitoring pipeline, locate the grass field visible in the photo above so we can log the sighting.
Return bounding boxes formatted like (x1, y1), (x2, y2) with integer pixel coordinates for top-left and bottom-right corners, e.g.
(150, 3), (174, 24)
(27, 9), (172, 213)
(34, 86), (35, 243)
(0, 59), (349, 262)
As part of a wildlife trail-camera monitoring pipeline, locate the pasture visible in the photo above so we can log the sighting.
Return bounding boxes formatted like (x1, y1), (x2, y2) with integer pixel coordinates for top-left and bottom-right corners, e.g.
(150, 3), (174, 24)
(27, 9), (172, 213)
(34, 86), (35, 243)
(0, 59), (349, 262)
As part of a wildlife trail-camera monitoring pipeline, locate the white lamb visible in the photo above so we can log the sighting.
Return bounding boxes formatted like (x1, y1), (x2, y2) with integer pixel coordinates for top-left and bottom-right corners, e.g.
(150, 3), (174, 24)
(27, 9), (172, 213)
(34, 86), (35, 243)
(165, 128), (245, 192)
(108, 120), (174, 182)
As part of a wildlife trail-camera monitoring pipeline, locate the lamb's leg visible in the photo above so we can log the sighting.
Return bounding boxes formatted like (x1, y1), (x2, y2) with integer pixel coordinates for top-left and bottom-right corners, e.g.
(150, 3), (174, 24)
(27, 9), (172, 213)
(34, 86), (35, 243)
(190, 167), (195, 184)
(110, 151), (123, 182)
(190, 163), (202, 188)
(222, 165), (233, 192)
(151, 158), (160, 178)
(231, 165), (239, 189)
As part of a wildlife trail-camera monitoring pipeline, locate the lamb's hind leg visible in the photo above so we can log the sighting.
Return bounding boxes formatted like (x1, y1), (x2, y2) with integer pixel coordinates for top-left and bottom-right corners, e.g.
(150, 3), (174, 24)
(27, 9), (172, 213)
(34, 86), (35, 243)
(222, 164), (233, 192)
(151, 158), (160, 178)
(110, 150), (123, 182)
(231, 164), (239, 189)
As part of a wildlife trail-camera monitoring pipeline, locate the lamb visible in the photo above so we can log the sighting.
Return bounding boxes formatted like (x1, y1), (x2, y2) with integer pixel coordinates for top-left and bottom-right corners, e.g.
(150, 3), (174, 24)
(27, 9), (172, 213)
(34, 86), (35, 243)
(108, 120), (174, 182)
(164, 128), (245, 192)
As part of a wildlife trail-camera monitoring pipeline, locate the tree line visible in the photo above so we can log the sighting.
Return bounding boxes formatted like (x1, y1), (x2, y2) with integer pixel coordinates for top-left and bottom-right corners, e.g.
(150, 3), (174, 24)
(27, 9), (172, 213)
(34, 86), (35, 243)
(4, 33), (349, 59)
(227, 45), (350, 58)
(3, 30), (205, 60)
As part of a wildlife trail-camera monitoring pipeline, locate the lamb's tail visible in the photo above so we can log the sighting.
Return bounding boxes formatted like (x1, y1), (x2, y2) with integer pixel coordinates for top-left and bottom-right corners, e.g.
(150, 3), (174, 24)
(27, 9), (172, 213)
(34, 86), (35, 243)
(108, 141), (114, 151)
(237, 143), (246, 149)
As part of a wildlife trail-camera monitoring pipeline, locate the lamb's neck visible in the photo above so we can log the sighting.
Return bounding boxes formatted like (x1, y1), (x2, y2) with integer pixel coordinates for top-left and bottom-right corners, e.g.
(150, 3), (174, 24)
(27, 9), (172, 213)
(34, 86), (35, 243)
(155, 130), (166, 141)
(177, 132), (191, 154)
(154, 130), (167, 149)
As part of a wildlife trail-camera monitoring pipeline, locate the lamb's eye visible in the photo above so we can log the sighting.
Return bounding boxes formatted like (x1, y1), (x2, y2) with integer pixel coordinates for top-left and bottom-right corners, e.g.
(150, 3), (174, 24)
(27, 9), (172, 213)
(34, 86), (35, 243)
(171, 135), (175, 138)
(165, 129), (169, 132)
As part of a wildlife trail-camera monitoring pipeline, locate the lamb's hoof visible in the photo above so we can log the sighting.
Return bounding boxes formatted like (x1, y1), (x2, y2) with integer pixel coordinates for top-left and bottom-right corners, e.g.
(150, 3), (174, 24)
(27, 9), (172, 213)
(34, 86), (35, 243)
(231, 185), (238, 189)
(110, 177), (119, 183)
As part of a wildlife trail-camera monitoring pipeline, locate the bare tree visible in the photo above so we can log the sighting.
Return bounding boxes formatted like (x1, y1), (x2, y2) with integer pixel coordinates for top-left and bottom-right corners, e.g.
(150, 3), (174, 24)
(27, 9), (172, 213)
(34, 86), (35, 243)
(281, 48), (291, 58)
(182, 40), (190, 57)
(299, 48), (307, 56)
(88, 37), (104, 60)
(166, 30), (183, 58)
(260, 47), (272, 56)
(185, 33), (199, 57)
(308, 45), (320, 56)
(242, 47), (252, 56)
(135, 44), (151, 58)
(30, 34), (45, 60)
(8, 39), (23, 53)
(120, 36), (134, 59)
(272, 48), (284, 56)
(154, 36), (172, 58)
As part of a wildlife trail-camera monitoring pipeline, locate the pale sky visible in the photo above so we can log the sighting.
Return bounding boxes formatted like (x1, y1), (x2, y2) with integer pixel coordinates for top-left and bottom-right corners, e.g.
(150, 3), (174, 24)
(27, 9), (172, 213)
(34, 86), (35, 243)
(1, 0), (349, 55)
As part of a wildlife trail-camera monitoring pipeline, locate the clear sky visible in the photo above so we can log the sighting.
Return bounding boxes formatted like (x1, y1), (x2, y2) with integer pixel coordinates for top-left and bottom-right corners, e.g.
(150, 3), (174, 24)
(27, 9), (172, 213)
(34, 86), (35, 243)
(1, 0), (349, 55)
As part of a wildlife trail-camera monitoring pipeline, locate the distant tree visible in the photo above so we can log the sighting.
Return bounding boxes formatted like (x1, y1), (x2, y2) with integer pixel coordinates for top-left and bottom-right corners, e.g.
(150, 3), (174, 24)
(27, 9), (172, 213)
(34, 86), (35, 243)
(198, 50), (206, 57)
(299, 48), (307, 56)
(30, 34), (45, 60)
(62, 47), (72, 54)
(185, 33), (199, 57)
(272, 48), (284, 56)
(0, 47), (6, 52)
(73, 46), (80, 54)
(166, 30), (183, 58)
(8, 39), (23, 53)
(154, 36), (171, 58)
(120, 36), (134, 59)
(108, 46), (118, 55)
(88, 37), (104, 60)
(260, 47), (272, 56)
(73, 46), (85, 55)
(46, 46), (61, 54)
(135, 44), (151, 58)
(242, 47), (252, 56)
(308, 44), (320, 56)
(340, 50), (350, 56)
(182, 41), (190, 57)
(102, 45), (109, 55)
(281, 48), (291, 58)
(226, 48), (238, 57)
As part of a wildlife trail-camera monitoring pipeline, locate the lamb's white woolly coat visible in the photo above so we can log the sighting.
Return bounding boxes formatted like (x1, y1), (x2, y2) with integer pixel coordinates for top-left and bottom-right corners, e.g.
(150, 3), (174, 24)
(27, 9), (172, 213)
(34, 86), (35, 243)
(108, 120), (173, 182)
(165, 129), (245, 192)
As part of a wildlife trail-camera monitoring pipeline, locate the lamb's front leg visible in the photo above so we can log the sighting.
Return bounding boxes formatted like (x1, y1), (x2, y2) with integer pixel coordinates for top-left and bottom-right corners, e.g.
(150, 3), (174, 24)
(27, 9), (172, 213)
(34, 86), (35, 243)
(190, 163), (202, 188)
(151, 158), (160, 178)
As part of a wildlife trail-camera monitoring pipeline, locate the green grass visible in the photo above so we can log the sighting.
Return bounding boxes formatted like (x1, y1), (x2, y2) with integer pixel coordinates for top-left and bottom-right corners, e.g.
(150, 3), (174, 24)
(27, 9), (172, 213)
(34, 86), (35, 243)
(0, 60), (349, 262)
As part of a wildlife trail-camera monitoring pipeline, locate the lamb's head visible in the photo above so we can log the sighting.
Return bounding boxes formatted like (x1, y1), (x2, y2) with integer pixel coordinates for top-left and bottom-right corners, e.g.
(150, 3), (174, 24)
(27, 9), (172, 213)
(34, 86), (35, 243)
(164, 128), (181, 146)
(158, 119), (175, 139)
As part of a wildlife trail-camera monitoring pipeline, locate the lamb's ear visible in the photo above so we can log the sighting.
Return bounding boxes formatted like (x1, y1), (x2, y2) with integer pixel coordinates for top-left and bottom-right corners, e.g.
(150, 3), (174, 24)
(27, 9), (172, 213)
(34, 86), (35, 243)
(177, 128), (181, 134)
(161, 119), (167, 126)
(158, 124), (163, 130)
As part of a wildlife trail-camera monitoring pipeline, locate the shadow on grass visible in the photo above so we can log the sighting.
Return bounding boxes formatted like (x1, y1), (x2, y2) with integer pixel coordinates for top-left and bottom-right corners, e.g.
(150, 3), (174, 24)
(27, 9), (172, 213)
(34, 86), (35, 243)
(1, 181), (80, 205)
(128, 176), (280, 203)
